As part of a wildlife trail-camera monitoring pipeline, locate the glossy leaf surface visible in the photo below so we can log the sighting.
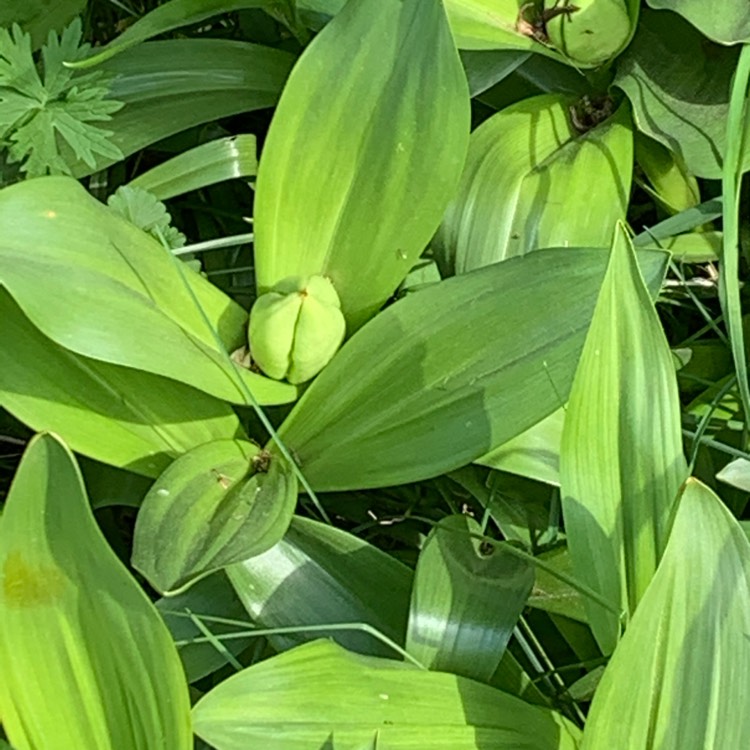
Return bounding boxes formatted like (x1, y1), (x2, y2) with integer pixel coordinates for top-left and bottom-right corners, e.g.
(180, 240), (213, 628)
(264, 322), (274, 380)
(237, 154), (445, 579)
(560, 228), (687, 653)
(407, 515), (534, 682)
(254, 0), (470, 328)
(582, 479), (750, 748)
(435, 95), (632, 274)
(279, 247), (668, 491)
(0, 290), (243, 477)
(615, 9), (744, 178)
(0, 434), (191, 750)
(192, 639), (581, 749)
(646, 0), (750, 44)
(133, 440), (298, 594)
(0, 176), (296, 405)
(128, 135), (258, 201)
(228, 516), (412, 658)
(70, 40), (294, 176)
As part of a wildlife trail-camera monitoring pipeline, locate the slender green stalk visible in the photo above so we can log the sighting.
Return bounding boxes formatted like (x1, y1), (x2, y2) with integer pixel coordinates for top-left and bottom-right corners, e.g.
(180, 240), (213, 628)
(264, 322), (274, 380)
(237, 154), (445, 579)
(720, 44), (750, 423)
(186, 609), (243, 672)
(173, 233), (254, 256)
(155, 227), (331, 524)
(169, 617), (426, 669)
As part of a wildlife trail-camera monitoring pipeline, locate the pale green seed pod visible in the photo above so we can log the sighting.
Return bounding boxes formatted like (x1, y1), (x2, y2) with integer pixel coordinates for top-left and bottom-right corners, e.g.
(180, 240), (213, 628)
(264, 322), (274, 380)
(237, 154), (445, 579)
(248, 275), (346, 384)
(545, 0), (632, 67)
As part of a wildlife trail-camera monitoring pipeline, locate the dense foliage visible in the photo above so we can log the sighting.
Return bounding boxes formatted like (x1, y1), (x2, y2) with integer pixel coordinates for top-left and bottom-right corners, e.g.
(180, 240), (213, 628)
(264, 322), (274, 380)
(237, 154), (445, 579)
(1, 1), (750, 748)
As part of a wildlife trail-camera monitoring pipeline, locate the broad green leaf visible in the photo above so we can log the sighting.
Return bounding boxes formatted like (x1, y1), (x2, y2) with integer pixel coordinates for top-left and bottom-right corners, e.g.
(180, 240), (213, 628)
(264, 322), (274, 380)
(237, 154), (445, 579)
(560, 227), (687, 654)
(476, 408), (564, 486)
(133, 440), (297, 594)
(279, 247), (668, 491)
(406, 515), (534, 682)
(69, 40), (294, 177)
(128, 134), (258, 201)
(192, 639), (582, 749)
(0, 290), (243, 478)
(227, 516), (412, 658)
(0, 434), (191, 750)
(615, 8), (745, 178)
(635, 133), (700, 215)
(0, 0), (85, 49)
(0, 176), (296, 405)
(434, 95), (632, 274)
(581, 479), (750, 749)
(641, 230), (721, 263)
(460, 49), (530, 97)
(646, 0), (750, 44)
(71, 0), (277, 67)
(254, 0), (470, 329)
(157, 571), (255, 683)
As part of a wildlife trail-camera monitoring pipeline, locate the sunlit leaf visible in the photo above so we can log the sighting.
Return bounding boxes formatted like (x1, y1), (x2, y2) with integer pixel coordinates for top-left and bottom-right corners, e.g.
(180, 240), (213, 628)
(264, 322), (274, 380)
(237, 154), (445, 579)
(133, 440), (297, 594)
(582, 479), (750, 748)
(0, 290), (243, 477)
(254, 0), (470, 329)
(228, 516), (412, 658)
(0, 434), (191, 749)
(407, 514), (534, 682)
(0, 176), (296, 405)
(560, 226), (686, 653)
(434, 95), (632, 274)
(279, 247), (668, 491)
(192, 639), (582, 749)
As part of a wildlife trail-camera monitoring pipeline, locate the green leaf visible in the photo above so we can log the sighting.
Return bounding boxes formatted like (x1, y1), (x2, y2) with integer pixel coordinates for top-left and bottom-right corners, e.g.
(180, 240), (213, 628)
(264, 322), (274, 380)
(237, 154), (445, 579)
(254, 0), (470, 329)
(560, 227), (687, 654)
(635, 133), (700, 215)
(133, 440), (298, 594)
(0, 289), (244, 477)
(406, 515), (534, 682)
(0, 0), (86, 50)
(527, 547), (587, 623)
(108, 185), (186, 249)
(646, 0), (750, 44)
(0, 20), (123, 177)
(445, 0), (568, 64)
(227, 516), (412, 658)
(70, 40), (294, 177)
(581, 479), (750, 748)
(157, 571), (256, 683)
(127, 134), (258, 201)
(192, 639), (582, 749)
(434, 95), (633, 274)
(615, 8), (744, 179)
(476, 407), (564, 486)
(0, 176), (297, 405)
(0, 434), (191, 749)
(278, 247), (668, 491)
(70, 0), (278, 67)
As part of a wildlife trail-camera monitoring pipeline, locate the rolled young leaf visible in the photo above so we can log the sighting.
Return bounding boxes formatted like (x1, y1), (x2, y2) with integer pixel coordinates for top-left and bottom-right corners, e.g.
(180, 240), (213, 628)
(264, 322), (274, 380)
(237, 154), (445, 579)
(560, 226), (687, 654)
(253, 0), (470, 329)
(0, 434), (191, 749)
(278, 246), (668, 491)
(192, 639), (582, 749)
(133, 439), (298, 595)
(406, 514), (534, 682)
(581, 479), (750, 748)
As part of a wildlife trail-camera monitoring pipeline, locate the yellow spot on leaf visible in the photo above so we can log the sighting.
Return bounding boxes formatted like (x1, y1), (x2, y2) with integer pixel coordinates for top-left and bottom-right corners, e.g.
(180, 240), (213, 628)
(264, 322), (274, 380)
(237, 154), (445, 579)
(43, 210), (57, 219)
(3, 551), (66, 608)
